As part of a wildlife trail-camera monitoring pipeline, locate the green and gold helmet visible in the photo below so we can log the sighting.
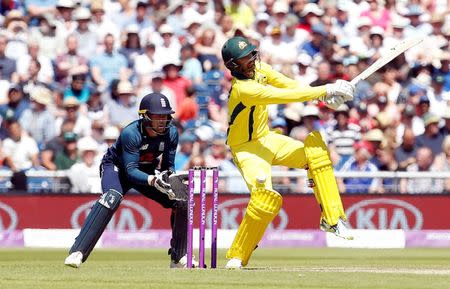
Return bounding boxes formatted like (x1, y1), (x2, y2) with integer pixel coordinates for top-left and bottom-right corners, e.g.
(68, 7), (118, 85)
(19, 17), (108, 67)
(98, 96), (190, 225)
(221, 36), (257, 71)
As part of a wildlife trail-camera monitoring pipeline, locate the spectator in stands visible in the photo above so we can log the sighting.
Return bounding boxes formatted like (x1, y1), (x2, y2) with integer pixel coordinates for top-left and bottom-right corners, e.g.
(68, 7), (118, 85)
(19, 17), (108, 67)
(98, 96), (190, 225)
(73, 7), (97, 59)
(396, 104), (424, 144)
(3, 119), (39, 189)
(0, 85), (28, 138)
(310, 61), (333, 86)
(176, 86), (198, 125)
(55, 34), (89, 86)
(68, 136), (101, 193)
(301, 104), (321, 133)
(3, 9), (29, 61)
(224, 0), (255, 29)
(416, 113), (444, 156)
(180, 44), (202, 84)
(102, 125), (119, 151)
(56, 96), (91, 138)
(63, 73), (91, 103)
(19, 86), (56, 148)
(395, 128), (418, 171)
(54, 0), (77, 54)
(340, 140), (380, 194)
(17, 39), (54, 84)
(86, 89), (106, 122)
(54, 131), (78, 170)
(440, 107), (450, 136)
(194, 27), (221, 70)
(134, 42), (156, 86)
(19, 59), (49, 99)
(360, 0), (391, 31)
(29, 13), (58, 59)
(25, 0), (57, 19)
(153, 24), (181, 70)
(0, 34), (17, 81)
(138, 71), (176, 110)
(327, 104), (361, 169)
(400, 146), (444, 194)
(377, 147), (399, 193)
(174, 132), (196, 170)
(434, 135), (450, 193)
(106, 81), (139, 127)
(90, 33), (128, 92)
(89, 0), (120, 46)
(295, 53), (316, 84)
(119, 24), (143, 69)
(162, 61), (191, 109)
(41, 119), (75, 171)
(427, 75), (447, 117)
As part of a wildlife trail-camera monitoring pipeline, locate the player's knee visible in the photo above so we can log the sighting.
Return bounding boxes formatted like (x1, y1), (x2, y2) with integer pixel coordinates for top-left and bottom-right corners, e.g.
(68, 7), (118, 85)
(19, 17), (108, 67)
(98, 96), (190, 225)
(98, 189), (123, 211)
(248, 188), (283, 219)
(304, 131), (332, 170)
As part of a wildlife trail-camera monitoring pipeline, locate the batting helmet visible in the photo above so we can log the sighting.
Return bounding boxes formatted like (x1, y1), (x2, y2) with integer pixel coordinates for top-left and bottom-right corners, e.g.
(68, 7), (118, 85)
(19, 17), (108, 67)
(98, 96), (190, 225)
(221, 36), (257, 71)
(139, 92), (174, 115)
(138, 93), (174, 135)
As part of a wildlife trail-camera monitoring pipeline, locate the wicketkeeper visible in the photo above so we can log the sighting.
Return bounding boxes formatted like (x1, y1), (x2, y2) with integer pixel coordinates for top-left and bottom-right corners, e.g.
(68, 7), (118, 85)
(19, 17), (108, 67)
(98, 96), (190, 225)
(65, 93), (197, 268)
(221, 36), (355, 269)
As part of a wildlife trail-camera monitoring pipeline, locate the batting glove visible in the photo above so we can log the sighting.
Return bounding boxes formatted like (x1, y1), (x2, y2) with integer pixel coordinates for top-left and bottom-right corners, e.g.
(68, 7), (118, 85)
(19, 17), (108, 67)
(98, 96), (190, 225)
(148, 170), (176, 200)
(322, 94), (346, 110)
(325, 80), (355, 101)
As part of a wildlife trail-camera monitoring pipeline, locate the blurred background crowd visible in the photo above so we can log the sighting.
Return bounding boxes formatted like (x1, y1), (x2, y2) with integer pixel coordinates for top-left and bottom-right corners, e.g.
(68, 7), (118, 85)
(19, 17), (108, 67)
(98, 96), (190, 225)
(0, 0), (448, 194)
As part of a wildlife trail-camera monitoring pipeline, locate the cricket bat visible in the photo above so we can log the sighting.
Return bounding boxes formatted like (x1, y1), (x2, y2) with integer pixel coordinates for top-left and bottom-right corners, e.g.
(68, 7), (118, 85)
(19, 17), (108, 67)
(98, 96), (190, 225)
(350, 37), (425, 86)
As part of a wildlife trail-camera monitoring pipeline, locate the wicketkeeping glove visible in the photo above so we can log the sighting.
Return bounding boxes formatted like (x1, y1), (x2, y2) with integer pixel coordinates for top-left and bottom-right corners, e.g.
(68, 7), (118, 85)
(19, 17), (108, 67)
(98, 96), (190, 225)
(148, 170), (176, 200)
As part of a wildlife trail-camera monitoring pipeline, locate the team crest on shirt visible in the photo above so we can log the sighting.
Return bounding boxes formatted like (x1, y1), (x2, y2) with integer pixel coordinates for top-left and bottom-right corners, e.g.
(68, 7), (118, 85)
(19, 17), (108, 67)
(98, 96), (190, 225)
(257, 74), (267, 85)
(159, 142), (165, 151)
(238, 41), (247, 50)
(140, 144), (149, 150)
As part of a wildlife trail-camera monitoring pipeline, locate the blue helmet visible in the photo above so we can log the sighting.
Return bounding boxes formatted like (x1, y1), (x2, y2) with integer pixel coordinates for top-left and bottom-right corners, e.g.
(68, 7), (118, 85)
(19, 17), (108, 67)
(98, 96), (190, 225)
(138, 93), (174, 135)
(139, 92), (175, 115)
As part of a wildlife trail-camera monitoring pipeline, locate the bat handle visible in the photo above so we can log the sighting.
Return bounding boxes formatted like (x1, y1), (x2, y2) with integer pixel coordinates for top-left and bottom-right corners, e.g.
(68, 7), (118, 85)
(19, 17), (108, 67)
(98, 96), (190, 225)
(350, 78), (360, 86)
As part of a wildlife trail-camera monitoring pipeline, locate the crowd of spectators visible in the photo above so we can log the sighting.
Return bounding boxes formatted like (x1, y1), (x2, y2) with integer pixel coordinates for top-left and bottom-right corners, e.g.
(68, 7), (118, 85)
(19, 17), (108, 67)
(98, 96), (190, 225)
(0, 0), (448, 194)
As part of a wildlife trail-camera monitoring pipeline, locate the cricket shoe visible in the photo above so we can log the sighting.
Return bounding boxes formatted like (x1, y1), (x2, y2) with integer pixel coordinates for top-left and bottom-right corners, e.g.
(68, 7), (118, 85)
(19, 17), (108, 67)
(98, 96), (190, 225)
(64, 251), (83, 268)
(320, 218), (354, 240)
(170, 255), (199, 268)
(225, 258), (242, 269)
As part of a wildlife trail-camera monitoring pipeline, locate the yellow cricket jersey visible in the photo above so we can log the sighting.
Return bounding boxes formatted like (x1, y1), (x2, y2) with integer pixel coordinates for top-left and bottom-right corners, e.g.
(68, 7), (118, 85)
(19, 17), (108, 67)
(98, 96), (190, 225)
(226, 62), (327, 147)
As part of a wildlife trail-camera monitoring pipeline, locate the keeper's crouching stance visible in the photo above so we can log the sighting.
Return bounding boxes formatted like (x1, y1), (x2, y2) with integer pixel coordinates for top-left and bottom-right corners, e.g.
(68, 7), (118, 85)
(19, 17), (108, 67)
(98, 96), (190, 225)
(65, 93), (196, 269)
(221, 37), (354, 269)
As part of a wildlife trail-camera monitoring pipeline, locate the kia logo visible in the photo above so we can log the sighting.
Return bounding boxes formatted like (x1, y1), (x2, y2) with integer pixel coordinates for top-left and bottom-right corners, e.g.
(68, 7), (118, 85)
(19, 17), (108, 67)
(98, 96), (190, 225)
(71, 200), (152, 231)
(207, 198), (288, 230)
(346, 198), (423, 230)
(0, 201), (18, 232)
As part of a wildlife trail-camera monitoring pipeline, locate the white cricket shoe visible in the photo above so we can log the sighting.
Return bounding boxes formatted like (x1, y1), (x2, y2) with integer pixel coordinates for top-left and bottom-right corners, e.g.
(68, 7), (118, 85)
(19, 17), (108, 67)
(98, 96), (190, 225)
(64, 251), (83, 268)
(321, 218), (354, 240)
(170, 255), (199, 268)
(225, 258), (242, 269)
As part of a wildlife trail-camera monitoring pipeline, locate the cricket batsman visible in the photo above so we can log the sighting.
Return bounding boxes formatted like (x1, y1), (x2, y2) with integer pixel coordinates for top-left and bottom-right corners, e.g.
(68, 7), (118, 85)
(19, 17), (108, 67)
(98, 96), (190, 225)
(221, 36), (354, 269)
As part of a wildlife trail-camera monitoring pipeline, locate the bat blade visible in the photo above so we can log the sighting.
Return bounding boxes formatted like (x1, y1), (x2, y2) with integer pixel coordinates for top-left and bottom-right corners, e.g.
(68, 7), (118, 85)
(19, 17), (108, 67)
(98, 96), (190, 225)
(350, 37), (424, 86)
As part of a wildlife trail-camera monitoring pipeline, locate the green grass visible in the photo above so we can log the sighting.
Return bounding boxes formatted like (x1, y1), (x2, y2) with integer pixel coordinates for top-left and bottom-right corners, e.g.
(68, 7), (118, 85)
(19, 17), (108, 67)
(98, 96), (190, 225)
(1, 248), (450, 289)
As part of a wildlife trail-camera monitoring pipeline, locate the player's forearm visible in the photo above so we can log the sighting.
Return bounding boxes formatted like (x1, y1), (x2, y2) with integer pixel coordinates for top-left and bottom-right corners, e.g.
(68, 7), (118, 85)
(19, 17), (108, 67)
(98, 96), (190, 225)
(243, 85), (326, 105)
(125, 163), (151, 186)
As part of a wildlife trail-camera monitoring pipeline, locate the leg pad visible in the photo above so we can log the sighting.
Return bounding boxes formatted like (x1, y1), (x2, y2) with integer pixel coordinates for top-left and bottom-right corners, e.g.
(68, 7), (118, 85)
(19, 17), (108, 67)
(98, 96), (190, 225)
(69, 189), (123, 262)
(304, 131), (346, 226)
(226, 188), (282, 266)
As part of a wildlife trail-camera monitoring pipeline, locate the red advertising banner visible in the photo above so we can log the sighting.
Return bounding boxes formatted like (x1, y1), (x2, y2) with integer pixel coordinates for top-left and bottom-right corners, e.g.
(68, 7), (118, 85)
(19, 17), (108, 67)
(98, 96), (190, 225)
(0, 194), (449, 231)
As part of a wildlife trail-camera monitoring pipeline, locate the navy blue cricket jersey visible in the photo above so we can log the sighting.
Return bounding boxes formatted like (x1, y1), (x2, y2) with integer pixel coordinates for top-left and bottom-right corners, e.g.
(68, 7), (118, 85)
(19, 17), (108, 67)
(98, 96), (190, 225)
(102, 119), (179, 186)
